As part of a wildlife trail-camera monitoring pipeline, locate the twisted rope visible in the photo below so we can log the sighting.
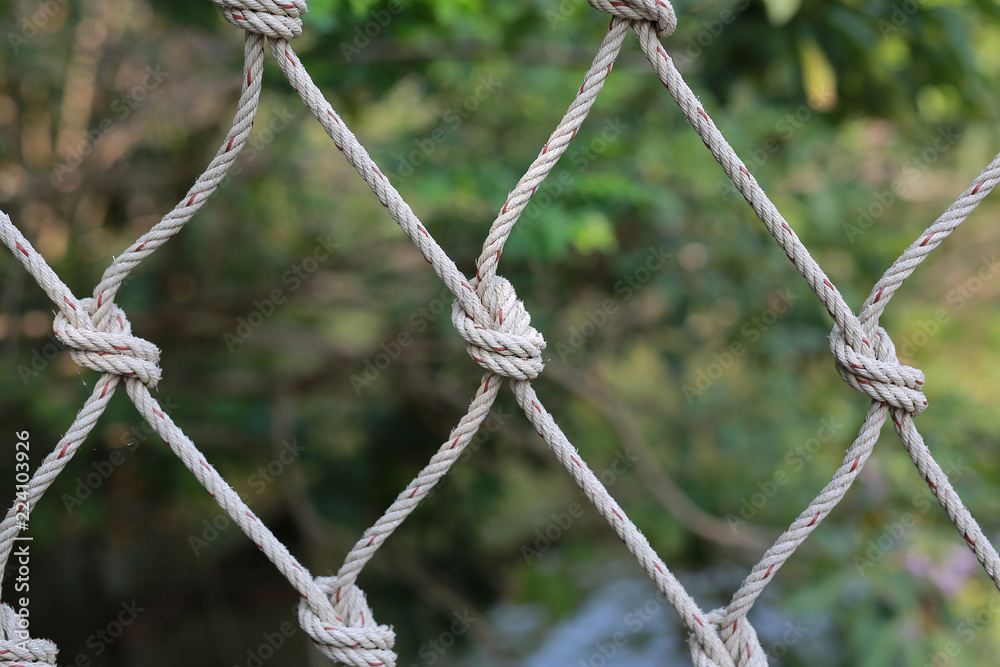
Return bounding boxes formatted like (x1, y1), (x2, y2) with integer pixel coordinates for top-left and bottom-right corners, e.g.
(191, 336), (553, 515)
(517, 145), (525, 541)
(52, 298), (162, 388)
(1, 1), (999, 666)
(298, 578), (395, 667)
(210, 0), (308, 40)
(0, 603), (58, 667)
(0, 31), (274, 659)
(689, 608), (765, 667)
(829, 324), (926, 415)
(449, 275), (546, 380)
(588, 0), (677, 36)
(626, 16), (1000, 663)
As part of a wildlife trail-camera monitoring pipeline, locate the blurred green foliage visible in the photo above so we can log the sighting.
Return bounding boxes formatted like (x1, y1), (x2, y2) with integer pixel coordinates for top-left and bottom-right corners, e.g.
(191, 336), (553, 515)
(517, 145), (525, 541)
(1, 0), (1000, 665)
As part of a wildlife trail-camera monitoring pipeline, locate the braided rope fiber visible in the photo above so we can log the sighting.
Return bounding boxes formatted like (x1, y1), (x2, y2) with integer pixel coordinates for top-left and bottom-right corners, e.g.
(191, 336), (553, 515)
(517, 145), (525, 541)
(1, 1), (999, 665)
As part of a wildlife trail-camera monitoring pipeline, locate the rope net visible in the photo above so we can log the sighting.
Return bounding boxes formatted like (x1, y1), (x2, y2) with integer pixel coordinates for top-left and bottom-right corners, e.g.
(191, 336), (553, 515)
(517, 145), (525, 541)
(1, 1), (998, 665)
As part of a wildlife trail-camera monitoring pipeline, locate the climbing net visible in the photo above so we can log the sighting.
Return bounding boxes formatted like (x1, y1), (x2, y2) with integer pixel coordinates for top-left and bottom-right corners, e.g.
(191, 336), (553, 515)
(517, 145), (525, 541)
(1, 0), (999, 665)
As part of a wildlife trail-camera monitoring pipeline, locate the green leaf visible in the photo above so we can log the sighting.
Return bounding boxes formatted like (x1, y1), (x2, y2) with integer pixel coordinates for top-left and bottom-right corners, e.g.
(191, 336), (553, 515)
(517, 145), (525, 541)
(762, 0), (802, 26)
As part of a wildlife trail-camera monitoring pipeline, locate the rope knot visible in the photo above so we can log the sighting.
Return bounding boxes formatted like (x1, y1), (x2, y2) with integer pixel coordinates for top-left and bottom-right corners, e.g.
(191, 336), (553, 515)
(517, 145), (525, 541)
(688, 609), (766, 667)
(210, 0), (308, 40)
(0, 603), (58, 667)
(587, 0), (677, 37)
(829, 324), (927, 415)
(298, 578), (396, 667)
(450, 275), (546, 380)
(53, 297), (161, 388)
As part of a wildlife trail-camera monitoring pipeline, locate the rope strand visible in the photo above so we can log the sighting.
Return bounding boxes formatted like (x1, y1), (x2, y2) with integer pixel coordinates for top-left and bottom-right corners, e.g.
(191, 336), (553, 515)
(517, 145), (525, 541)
(0, 1), (997, 665)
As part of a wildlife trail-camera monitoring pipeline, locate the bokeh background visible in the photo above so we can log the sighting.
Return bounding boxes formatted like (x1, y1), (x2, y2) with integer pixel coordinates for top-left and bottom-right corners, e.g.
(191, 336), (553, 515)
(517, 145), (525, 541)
(2, 0), (1000, 665)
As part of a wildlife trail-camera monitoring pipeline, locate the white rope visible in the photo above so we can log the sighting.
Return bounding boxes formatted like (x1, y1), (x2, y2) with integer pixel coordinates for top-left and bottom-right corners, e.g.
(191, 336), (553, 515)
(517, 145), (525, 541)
(0, 29), (270, 661)
(829, 324), (926, 414)
(450, 275), (546, 380)
(210, 0), (308, 40)
(87, 31), (266, 331)
(587, 0), (677, 36)
(0, 602), (57, 667)
(52, 298), (162, 388)
(625, 16), (1000, 663)
(1, 1), (999, 666)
